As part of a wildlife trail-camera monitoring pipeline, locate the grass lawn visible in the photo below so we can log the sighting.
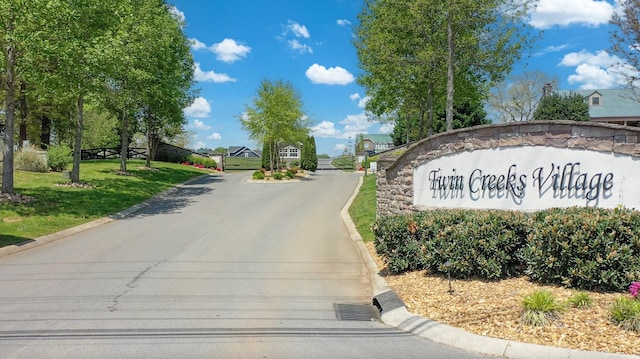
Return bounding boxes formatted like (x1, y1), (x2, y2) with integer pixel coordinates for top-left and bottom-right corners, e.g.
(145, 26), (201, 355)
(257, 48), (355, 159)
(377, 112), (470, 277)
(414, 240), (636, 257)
(348, 174), (376, 243)
(331, 156), (356, 170)
(0, 159), (212, 247)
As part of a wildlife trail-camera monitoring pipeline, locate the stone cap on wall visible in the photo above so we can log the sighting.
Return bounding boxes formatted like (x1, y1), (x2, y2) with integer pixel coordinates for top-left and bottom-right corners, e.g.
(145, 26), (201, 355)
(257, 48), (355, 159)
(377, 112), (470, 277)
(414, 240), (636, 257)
(381, 120), (640, 181)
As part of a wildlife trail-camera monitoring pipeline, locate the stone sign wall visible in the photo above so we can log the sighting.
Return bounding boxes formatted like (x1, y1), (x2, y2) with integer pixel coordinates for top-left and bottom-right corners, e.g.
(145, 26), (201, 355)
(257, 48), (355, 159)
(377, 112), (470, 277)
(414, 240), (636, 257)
(376, 121), (640, 217)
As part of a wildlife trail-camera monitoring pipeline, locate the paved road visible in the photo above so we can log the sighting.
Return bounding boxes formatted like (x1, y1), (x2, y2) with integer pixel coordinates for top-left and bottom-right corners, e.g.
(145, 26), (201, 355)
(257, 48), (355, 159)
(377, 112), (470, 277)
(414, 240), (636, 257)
(0, 171), (485, 358)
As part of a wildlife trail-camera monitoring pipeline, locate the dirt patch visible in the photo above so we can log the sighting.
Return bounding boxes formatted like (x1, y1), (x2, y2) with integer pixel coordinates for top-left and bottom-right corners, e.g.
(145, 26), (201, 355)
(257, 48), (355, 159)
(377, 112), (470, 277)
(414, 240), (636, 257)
(364, 242), (640, 356)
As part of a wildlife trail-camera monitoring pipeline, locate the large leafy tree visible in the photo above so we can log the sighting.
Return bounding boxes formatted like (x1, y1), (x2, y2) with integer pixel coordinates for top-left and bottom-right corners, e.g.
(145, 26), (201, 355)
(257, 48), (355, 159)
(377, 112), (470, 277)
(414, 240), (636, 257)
(0, 1), (47, 193)
(33, 0), (121, 183)
(532, 92), (590, 121)
(240, 79), (309, 173)
(355, 0), (537, 136)
(610, 0), (640, 97)
(105, 0), (194, 171)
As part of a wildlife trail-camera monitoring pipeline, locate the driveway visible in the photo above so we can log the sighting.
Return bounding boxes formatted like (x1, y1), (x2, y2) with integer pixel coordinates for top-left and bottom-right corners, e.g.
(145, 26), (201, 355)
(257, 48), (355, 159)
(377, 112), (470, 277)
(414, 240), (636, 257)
(0, 171), (485, 358)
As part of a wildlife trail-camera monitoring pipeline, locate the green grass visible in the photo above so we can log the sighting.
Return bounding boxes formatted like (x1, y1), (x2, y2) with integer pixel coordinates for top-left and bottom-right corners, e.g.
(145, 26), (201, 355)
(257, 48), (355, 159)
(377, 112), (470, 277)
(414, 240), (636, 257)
(0, 160), (211, 247)
(331, 156), (356, 170)
(348, 174), (376, 242)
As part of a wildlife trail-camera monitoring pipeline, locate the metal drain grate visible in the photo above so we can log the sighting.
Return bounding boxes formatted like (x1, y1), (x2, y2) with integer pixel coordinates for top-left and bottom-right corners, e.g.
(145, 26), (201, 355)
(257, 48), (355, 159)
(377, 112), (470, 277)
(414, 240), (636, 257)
(333, 303), (381, 321)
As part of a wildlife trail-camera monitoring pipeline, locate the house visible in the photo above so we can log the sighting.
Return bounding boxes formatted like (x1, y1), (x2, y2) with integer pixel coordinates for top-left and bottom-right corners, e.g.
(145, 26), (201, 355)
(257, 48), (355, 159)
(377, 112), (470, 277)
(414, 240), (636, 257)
(227, 146), (261, 158)
(563, 89), (640, 127)
(278, 144), (301, 161)
(355, 134), (394, 155)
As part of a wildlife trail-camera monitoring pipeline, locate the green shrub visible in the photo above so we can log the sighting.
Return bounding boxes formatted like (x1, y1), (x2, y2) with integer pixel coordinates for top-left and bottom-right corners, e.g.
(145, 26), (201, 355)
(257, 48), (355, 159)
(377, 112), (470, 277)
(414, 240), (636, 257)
(522, 207), (640, 292)
(423, 210), (529, 279)
(47, 144), (73, 171)
(202, 158), (217, 168)
(371, 213), (428, 273)
(273, 172), (284, 180)
(15, 146), (48, 172)
(520, 290), (563, 326)
(610, 296), (640, 332)
(285, 169), (295, 179)
(568, 291), (593, 309)
(252, 171), (265, 180)
(372, 210), (528, 278)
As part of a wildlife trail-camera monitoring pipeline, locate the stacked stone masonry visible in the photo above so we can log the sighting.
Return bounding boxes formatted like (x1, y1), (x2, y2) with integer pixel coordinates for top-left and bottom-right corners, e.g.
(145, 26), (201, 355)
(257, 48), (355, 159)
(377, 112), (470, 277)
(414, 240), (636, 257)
(376, 121), (640, 217)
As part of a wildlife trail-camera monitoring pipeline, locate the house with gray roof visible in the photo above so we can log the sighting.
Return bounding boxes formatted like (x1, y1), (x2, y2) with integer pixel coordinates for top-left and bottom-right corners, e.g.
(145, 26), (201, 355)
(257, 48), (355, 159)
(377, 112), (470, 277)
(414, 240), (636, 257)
(567, 89), (640, 127)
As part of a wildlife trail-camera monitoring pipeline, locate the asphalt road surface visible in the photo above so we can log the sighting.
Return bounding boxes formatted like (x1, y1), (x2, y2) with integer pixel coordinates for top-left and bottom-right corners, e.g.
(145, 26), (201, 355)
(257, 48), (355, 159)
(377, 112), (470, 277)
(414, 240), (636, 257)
(0, 171), (486, 358)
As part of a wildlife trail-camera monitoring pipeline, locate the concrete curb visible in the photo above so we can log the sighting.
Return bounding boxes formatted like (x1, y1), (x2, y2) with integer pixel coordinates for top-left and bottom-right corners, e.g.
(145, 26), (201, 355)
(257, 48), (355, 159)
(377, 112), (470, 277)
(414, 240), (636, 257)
(0, 174), (211, 259)
(340, 175), (639, 359)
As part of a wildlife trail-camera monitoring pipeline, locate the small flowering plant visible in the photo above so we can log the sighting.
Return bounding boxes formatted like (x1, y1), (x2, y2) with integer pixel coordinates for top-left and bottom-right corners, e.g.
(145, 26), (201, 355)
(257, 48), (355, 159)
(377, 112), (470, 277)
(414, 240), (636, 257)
(630, 281), (640, 299)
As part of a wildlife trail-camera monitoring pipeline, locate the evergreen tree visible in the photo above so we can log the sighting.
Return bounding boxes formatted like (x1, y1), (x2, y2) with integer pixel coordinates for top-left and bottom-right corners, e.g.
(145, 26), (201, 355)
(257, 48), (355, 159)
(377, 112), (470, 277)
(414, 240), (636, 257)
(533, 93), (590, 121)
(300, 135), (318, 172)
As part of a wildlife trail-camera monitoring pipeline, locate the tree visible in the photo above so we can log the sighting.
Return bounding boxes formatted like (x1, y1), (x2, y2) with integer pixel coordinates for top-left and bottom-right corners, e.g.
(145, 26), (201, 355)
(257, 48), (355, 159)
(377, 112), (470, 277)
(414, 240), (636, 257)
(300, 135), (318, 172)
(610, 0), (640, 97)
(390, 100), (490, 145)
(105, 0), (194, 171)
(532, 92), (590, 121)
(240, 79), (309, 173)
(355, 0), (537, 137)
(489, 71), (558, 122)
(0, 1), (44, 193)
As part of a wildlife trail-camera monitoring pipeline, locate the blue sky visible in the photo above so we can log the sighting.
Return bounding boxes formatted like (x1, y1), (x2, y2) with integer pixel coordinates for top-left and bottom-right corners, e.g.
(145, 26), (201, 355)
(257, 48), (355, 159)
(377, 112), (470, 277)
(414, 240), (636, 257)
(169, 0), (628, 156)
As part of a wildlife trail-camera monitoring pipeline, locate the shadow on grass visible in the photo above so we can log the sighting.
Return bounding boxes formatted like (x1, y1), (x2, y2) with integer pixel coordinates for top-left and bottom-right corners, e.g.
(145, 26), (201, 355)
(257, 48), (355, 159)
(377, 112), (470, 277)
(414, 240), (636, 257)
(0, 235), (36, 248)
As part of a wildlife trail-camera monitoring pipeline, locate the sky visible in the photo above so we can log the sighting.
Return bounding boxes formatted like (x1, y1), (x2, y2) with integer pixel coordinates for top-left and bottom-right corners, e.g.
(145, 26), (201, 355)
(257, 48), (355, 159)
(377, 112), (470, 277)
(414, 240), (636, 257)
(169, 0), (629, 156)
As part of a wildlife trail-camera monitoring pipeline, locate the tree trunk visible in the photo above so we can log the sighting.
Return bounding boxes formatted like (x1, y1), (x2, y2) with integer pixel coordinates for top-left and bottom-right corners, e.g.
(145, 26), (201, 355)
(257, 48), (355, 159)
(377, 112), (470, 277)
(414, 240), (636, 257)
(446, 4), (455, 132)
(40, 114), (51, 149)
(18, 81), (27, 147)
(71, 94), (83, 183)
(120, 108), (128, 172)
(3, 34), (16, 194)
(418, 103), (425, 140)
(427, 81), (434, 137)
(145, 115), (153, 168)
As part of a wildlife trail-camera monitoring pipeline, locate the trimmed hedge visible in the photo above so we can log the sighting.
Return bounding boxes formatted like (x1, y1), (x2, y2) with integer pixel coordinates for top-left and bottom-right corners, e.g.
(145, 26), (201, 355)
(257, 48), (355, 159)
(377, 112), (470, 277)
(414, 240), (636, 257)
(523, 207), (640, 292)
(372, 207), (640, 292)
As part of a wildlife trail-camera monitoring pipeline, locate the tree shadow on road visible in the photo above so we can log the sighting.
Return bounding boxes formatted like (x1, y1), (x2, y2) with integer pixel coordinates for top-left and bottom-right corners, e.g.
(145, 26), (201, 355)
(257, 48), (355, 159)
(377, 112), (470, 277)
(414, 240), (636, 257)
(117, 175), (223, 219)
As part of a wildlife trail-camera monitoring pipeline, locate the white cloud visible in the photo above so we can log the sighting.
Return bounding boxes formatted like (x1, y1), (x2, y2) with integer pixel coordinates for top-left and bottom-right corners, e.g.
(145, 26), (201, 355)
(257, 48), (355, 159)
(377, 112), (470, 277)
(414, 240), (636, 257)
(193, 63), (236, 83)
(288, 39), (313, 54)
(184, 97), (211, 118)
(212, 38), (251, 63)
(559, 50), (636, 89)
(168, 6), (185, 23)
(333, 143), (347, 152)
(349, 93), (370, 108)
(534, 44), (571, 57)
(192, 141), (207, 150)
(287, 20), (310, 38)
(337, 19), (351, 26)
(379, 122), (395, 134)
(528, 0), (615, 29)
(339, 113), (373, 138)
(192, 119), (211, 130)
(311, 121), (340, 137)
(190, 38), (207, 51)
(305, 63), (355, 85)
(207, 132), (222, 140)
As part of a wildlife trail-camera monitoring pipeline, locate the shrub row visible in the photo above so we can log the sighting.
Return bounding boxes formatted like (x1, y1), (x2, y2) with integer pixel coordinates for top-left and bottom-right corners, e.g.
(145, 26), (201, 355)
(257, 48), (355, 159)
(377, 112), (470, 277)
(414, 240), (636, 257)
(186, 155), (217, 168)
(372, 207), (640, 292)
